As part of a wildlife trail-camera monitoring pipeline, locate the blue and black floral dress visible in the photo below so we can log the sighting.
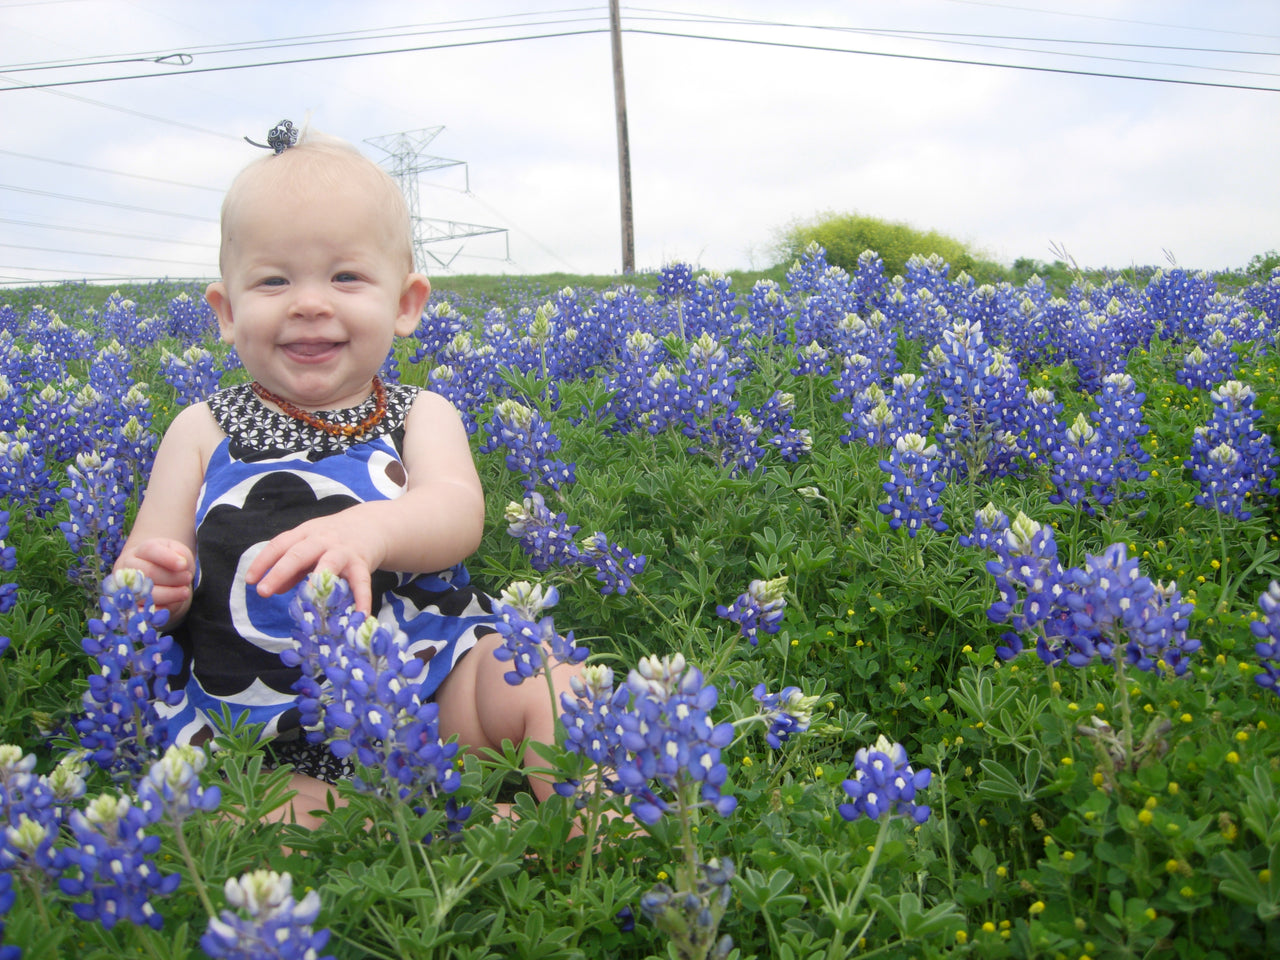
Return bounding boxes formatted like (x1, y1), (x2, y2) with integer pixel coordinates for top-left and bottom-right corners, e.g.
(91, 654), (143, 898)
(157, 382), (496, 779)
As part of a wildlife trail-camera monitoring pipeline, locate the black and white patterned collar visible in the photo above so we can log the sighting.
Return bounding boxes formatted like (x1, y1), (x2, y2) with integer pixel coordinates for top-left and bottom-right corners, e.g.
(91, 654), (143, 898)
(207, 382), (417, 457)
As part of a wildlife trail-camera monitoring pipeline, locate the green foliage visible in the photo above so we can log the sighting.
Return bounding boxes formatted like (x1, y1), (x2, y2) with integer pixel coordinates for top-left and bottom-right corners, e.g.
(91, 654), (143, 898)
(774, 210), (1008, 283)
(1246, 249), (1280, 281)
(3, 273), (1280, 958)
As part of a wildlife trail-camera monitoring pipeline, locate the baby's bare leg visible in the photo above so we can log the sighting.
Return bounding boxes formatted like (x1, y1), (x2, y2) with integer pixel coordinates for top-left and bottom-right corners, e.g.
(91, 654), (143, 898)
(434, 633), (582, 801)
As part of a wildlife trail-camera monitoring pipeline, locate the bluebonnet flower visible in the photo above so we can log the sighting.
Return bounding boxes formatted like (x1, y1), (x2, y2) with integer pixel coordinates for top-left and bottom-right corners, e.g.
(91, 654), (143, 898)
(639, 857), (736, 960)
(491, 581), (588, 687)
(58, 792), (180, 930)
(201, 869), (334, 960)
(165, 290), (216, 343)
(838, 735), (932, 824)
(746, 278), (791, 343)
(751, 392), (812, 462)
(925, 319), (1032, 481)
(75, 570), (182, 779)
(716, 576), (787, 646)
(750, 684), (817, 749)
(0, 511), (15, 655)
(287, 595), (464, 808)
(0, 870), (16, 960)
(577, 532), (647, 596)
(479, 399), (575, 494)
(504, 492), (581, 571)
(1146, 267), (1214, 340)
(1187, 441), (1254, 519)
(0, 746), (68, 896)
(59, 449), (131, 583)
(1250, 581), (1280, 698)
(1059, 544), (1198, 674)
(1024, 386), (1066, 462)
(958, 501), (1009, 551)
(878, 433), (948, 537)
(1184, 380), (1278, 519)
(1176, 332), (1236, 391)
(614, 653), (737, 825)
(136, 744), (222, 826)
(161, 345), (222, 405)
(984, 512), (1070, 663)
(89, 338), (136, 397)
(841, 383), (891, 447)
(791, 341), (830, 377)
(281, 573), (361, 739)
(1049, 413), (1115, 516)
(0, 434), (57, 517)
(886, 373), (931, 438)
(1093, 373), (1151, 487)
(559, 664), (631, 788)
(830, 352), (878, 403)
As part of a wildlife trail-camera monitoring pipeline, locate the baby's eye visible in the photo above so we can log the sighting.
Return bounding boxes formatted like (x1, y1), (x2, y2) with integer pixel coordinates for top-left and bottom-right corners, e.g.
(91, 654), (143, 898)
(334, 271), (361, 283)
(259, 276), (287, 287)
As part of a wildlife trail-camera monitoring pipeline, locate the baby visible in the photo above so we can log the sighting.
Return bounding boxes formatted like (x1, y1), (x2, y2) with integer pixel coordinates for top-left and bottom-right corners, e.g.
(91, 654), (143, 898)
(116, 128), (574, 827)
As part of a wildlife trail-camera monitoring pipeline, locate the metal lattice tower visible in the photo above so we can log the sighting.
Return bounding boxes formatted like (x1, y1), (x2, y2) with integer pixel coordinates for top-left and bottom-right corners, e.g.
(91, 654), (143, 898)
(365, 127), (509, 271)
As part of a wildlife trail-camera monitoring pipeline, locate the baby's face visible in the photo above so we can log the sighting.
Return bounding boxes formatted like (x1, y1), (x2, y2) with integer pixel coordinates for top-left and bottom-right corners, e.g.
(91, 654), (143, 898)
(208, 178), (426, 411)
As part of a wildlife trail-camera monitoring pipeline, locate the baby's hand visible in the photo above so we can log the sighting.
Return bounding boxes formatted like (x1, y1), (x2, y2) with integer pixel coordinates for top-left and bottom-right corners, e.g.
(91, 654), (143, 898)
(114, 538), (195, 620)
(246, 510), (384, 614)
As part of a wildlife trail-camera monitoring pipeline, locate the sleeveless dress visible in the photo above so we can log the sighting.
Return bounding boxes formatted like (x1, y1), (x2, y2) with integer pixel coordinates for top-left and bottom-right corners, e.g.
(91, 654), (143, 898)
(157, 382), (497, 774)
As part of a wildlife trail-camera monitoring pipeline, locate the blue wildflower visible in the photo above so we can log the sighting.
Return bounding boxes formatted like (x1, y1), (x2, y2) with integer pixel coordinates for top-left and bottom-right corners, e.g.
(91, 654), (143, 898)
(577, 532), (647, 596)
(504, 492), (581, 571)
(716, 576), (787, 647)
(58, 792), (180, 930)
(838, 735), (932, 824)
(1250, 581), (1280, 698)
(201, 870), (334, 960)
(878, 433), (948, 536)
(750, 684), (817, 749)
(492, 581), (588, 686)
(615, 653), (737, 825)
(75, 570), (182, 780)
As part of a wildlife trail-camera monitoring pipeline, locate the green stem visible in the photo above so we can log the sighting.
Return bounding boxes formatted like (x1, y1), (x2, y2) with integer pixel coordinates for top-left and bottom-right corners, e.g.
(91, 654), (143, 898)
(540, 648), (565, 750)
(171, 820), (217, 921)
(392, 802), (437, 929)
(135, 928), (167, 960)
(1115, 658), (1134, 768)
(826, 814), (892, 960)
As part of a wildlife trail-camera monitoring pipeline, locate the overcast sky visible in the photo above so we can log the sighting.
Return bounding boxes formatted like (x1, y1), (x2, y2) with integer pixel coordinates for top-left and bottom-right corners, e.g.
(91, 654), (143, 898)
(2, 0), (1278, 287)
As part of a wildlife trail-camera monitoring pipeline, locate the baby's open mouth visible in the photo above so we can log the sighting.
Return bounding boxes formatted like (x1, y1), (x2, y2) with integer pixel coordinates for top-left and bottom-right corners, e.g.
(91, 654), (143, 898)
(284, 341), (342, 358)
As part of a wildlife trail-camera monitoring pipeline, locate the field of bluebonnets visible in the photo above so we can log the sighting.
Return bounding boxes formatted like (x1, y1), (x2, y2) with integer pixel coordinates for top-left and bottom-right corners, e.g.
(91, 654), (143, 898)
(1, 245), (1280, 960)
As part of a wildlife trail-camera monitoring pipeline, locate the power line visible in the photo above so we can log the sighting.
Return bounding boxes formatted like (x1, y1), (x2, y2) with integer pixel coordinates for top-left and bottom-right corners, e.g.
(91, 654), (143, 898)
(629, 6), (1280, 56)
(0, 217), (217, 248)
(0, 241), (212, 268)
(624, 11), (1280, 81)
(0, 184), (218, 221)
(0, 148), (223, 192)
(0, 7), (604, 70)
(0, 29), (610, 91)
(2, 19), (1275, 97)
(623, 27), (1280, 94)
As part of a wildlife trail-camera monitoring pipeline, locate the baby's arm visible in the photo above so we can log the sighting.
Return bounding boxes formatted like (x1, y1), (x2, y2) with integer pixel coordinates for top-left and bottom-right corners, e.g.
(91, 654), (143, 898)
(246, 390), (485, 613)
(115, 403), (221, 623)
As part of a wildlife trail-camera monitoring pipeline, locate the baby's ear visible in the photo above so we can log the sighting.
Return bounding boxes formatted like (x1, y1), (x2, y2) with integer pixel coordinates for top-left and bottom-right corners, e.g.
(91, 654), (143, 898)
(394, 273), (431, 337)
(205, 282), (236, 344)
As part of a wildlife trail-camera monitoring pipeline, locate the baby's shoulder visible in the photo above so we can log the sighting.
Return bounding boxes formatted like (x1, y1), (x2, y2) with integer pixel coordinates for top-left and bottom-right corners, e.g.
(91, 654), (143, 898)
(161, 399), (226, 460)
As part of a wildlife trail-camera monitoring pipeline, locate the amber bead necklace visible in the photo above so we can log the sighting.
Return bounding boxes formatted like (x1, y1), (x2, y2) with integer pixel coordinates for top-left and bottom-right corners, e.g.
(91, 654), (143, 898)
(250, 376), (387, 440)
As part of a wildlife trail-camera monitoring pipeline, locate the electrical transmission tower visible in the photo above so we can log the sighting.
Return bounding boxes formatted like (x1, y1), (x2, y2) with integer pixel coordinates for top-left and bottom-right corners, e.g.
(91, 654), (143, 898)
(365, 126), (509, 271)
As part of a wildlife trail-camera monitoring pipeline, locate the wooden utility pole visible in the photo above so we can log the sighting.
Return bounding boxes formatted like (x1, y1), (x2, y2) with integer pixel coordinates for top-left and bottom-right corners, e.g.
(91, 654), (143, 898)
(609, 0), (635, 274)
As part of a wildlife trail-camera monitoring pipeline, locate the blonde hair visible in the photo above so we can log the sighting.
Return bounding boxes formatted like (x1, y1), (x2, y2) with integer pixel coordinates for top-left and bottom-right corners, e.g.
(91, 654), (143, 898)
(218, 130), (415, 273)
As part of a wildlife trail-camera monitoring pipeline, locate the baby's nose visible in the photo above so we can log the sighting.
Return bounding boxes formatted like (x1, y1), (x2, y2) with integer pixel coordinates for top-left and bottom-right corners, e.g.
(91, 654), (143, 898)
(288, 281), (334, 317)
